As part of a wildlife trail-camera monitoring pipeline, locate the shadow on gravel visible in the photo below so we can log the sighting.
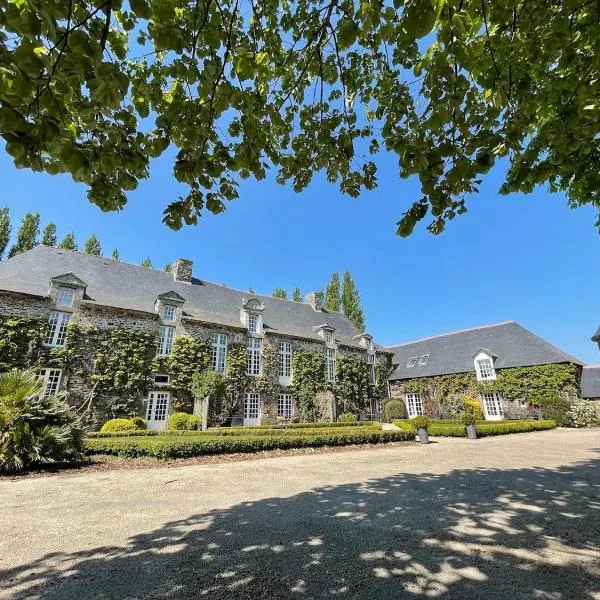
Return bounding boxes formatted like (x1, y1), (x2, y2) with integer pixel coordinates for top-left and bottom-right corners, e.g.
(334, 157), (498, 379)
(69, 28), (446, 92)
(3, 455), (600, 599)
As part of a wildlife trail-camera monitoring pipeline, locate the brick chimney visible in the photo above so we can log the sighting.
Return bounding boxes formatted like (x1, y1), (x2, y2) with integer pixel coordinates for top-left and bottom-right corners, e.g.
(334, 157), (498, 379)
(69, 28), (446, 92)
(305, 291), (322, 311)
(172, 258), (193, 283)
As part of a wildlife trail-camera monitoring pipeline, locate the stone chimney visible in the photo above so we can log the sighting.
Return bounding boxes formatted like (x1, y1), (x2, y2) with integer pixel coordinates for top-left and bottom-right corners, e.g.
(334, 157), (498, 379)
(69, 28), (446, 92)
(172, 258), (193, 283)
(305, 291), (322, 311)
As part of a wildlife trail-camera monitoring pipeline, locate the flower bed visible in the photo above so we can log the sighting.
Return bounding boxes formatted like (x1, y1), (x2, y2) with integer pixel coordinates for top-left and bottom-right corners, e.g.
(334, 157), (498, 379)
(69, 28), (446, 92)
(393, 419), (556, 437)
(85, 428), (414, 459)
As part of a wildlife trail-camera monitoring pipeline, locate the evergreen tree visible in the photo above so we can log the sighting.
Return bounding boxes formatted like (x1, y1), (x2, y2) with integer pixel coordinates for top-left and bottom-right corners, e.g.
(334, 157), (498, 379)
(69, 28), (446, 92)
(0, 207), (10, 259)
(7, 212), (40, 258)
(111, 249), (120, 261)
(41, 222), (57, 246)
(83, 234), (102, 256)
(324, 271), (341, 311)
(58, 232), (77, 251)
(292, 287), (303, 302)
(141, 257), (153, 268)
(272, 286), (287, 299)
(342, 271), (365, 331)
(164, 263), (172, 272)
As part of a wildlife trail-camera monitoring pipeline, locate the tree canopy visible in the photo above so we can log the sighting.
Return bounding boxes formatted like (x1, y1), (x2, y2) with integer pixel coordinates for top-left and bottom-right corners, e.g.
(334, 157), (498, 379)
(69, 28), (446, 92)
(7, 212), (39, 257)
(324, 271), (341, 311)
(342, 270), (364, 330)
(1, 1), (599, 234)
(83, 233), (102, 255)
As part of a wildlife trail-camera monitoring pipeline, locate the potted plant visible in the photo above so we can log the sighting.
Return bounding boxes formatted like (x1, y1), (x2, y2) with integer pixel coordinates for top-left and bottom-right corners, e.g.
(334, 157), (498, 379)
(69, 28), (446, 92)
(411, 416), (430, 444)
(461, 412), (477, 439)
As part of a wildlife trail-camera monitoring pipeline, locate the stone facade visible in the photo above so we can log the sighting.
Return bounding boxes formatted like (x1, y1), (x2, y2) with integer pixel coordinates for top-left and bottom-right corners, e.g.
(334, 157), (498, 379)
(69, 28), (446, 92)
(0, 289), (389, 428)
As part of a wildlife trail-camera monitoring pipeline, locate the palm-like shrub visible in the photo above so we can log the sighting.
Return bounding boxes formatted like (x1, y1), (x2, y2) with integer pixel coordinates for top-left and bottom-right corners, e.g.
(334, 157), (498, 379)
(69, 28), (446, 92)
(0, 370), (85, 472)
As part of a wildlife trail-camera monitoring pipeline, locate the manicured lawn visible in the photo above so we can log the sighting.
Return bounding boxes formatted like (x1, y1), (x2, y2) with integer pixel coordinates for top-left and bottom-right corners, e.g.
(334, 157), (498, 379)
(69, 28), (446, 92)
(85, 423), (414, 458)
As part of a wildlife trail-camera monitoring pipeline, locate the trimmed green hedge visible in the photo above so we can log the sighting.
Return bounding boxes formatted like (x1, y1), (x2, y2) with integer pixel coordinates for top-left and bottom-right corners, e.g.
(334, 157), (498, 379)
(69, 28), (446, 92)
(85, 429), (414, 459)
(393, 419), (556, 437)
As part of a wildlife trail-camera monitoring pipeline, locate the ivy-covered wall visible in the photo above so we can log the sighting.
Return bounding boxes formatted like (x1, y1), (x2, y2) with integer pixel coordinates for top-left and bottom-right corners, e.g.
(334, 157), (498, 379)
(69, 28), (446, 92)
(389, 363), (581, 417)
(0, 292), (390, 426)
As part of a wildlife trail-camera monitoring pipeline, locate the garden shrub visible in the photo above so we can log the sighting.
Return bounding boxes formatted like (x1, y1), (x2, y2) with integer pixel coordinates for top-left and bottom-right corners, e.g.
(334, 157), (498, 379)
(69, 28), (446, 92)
(567, 400), (600, 428)
(337, 412), (358, 423)
(461, 412), (476, 426)
(382, 398), (407, 422)
(463, 397), (484, 420)
(538, 393), (572, 426)
(85, 429), (415, 459)
(100, 418), (138, 432)
(411, 415), (430, 431)
(168, 412), (200, 430)
(475, 420), (556, 436)
(0, 370), (85, 472)
(131, 417), (147, 430)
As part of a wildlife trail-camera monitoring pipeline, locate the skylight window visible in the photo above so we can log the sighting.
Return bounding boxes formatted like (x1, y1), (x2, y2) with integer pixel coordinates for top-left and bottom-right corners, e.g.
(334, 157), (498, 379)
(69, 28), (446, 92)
(418, 354), (430, 366)
(406, 357), (418, 368)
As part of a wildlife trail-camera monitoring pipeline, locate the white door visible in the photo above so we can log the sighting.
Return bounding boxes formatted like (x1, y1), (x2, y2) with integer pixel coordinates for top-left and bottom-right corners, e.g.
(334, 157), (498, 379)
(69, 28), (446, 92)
(244, 393), (261, 426)
(482, 392), (504, 421)
(405, 393), (423, 418)
(146, 392), (170, 430)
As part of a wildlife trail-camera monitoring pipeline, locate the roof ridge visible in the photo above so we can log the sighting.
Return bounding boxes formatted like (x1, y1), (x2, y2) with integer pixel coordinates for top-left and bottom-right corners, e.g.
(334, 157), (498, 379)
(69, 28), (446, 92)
(386, 321), (516, 348)
(583, 364), (600, 368)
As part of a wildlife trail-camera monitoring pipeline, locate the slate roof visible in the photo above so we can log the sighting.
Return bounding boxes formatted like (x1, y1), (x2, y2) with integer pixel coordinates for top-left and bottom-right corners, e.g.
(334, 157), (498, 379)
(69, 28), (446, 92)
(593, 326), (600, 342)
(581, 366), (600, 399)
(0, 246), (370, 349)
(387, 321), (583, 381)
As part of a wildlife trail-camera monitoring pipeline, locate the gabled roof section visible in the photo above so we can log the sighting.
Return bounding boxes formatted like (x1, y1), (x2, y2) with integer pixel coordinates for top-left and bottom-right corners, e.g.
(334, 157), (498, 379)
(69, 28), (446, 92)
(473, 347), (497, 359)
(157, 291), (186, 304)
(387, 321), (584, 381)
(0, 246), (371, 348)
(581, 366), (600, 399)
(50, 272), (87, 288)
(593, 326), (600, 342)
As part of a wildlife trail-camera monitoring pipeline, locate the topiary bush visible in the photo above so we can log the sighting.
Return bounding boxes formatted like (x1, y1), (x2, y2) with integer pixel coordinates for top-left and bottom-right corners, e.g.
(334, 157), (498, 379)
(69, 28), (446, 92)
(337, 411), (358, 423)
(168, 412), (200, 431)
(0, 370), (85, 472)
(567, 399), (600, 428)
(411, 415), (430, 431)
(382, 398), (407, 422)
(100, 418), (138, 432)
(463, 397), (484, 420)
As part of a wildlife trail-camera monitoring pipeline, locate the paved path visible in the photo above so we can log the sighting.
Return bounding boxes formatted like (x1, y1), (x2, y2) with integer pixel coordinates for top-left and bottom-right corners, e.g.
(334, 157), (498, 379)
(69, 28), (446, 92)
(1, 429), (600, 599)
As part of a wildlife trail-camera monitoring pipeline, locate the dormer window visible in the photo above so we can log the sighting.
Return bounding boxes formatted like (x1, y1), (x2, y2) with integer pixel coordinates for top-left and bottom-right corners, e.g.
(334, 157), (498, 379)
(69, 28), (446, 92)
(248, 313), (259, 333)
(474, 350), (497, 381)
(406, 357), (418, 368)
(57, 287), (75, 308)
(162, 305), (176, 322)
(325, 330), (333, 344)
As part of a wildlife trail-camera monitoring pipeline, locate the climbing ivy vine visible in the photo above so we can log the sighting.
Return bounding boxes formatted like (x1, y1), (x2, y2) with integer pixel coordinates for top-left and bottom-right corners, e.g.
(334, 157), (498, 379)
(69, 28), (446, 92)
(334, 354), (370, 414)
(292, 350), (327, 421)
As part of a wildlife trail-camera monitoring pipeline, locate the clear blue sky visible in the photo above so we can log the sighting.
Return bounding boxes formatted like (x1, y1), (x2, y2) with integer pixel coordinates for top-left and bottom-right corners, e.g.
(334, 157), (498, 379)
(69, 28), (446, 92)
(1, 148), (598, 364)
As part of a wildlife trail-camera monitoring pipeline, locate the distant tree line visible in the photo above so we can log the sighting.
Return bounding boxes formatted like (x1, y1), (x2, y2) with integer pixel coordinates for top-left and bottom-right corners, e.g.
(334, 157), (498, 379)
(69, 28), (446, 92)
(271, 271), (365, 330)
(0, 208), (168, 269)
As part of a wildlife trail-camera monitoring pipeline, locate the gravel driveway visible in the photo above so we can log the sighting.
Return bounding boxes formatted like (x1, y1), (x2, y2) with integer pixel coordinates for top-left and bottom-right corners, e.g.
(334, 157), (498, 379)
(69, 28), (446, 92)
(1, 428), (600, 599)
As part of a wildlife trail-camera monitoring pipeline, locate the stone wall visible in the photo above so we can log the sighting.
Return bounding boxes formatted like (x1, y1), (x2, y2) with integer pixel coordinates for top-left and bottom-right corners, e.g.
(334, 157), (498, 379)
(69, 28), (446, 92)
(0, 291), (381, 427)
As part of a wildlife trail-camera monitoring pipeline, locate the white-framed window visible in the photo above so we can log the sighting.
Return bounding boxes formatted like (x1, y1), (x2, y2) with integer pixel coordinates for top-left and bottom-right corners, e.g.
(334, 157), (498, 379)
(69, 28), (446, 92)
(162, 305), (176, 322)
(418, 354), (430, 366)
(406, 356), (418, 368)
(211, 333), (228, 373)
(153, 374), (170, 387)
(405, 393), (423, 418)
(324, 330), (333, 344)
(157, 325), (175, 356)
(57, 287), (75, 308)
(248, 313), (259, 333)
(40, 368), (62, 396)
(278, 341), (292, 378)
(44, 311), (71, 347)
(247, 337), (262, 376)
(367, 353), (376, 385)
(326, 348), (336, 382)
(482, 391), (504, 419)
(476, 358), (495, 381)
(278, 393), (293, 420)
